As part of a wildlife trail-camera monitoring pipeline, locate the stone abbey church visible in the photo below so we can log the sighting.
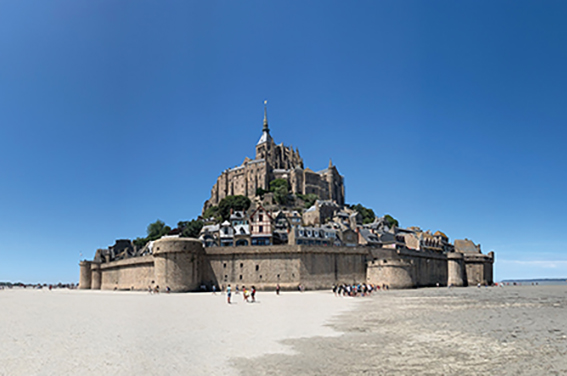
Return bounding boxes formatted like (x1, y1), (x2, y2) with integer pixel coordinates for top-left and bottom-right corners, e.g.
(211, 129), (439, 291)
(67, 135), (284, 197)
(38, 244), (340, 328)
(203, 104), (345, 212)
(79, 104), (494, 293)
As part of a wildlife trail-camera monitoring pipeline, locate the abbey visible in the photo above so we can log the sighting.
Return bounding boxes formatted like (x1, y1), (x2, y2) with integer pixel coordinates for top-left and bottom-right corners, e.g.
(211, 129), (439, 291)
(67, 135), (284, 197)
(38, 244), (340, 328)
(203, 104), (345, 212)
(79, 104), (494, 292)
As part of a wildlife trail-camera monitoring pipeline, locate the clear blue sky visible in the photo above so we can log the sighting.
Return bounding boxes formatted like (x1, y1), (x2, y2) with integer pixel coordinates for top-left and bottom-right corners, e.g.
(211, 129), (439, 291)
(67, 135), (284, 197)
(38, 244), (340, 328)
(1, 1), (566, 283)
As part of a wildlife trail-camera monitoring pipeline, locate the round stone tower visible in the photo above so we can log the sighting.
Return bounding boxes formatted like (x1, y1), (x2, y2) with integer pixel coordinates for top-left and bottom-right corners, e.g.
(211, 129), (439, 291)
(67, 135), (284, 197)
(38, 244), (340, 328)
(79, 261), (92, 289)
(367, 258), (415, 289)
(91, 262), (102, 290)
(447, 252), (466, 287)
(153, 238), (206, 292)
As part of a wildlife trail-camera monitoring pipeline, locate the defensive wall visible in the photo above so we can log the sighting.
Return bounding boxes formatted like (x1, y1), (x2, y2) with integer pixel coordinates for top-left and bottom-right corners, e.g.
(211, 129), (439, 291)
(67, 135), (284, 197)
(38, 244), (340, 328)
(79, 238), (494, 291)
(366, 247), (449, 288)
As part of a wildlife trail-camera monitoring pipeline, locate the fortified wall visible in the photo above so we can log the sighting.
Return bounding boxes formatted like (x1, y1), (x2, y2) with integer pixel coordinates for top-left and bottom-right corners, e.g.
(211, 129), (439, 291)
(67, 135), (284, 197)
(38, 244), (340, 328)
(79, 238), (494, 291)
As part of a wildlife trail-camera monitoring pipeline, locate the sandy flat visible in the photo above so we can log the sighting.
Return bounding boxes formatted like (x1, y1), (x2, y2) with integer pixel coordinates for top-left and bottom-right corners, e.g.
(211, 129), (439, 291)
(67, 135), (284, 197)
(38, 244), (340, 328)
(233, 285), (567, 376)
(0, 288), (358, 376)
(2, 286), (567, 376)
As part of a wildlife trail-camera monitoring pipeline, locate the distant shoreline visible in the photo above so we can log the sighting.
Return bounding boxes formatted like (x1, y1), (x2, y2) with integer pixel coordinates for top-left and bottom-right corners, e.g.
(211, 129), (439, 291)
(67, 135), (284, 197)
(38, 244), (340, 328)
(500, 278), (567, 285)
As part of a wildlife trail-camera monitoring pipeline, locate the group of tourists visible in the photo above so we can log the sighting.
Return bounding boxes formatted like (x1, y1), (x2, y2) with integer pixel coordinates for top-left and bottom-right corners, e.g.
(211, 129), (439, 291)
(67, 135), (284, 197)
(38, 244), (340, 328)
(332, 283), (386, 297)
(225, 284), (256, 304)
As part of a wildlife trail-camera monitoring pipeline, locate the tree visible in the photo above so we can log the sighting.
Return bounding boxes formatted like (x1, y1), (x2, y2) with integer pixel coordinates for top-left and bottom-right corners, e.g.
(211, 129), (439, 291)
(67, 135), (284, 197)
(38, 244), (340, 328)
(217, 195), (251, 220)
(351, 203), (376, 224)
(147, 219), (170, 239)
(269, 178), (289, 192)
(269, 179), (291, 205)
(202, 205), (221, 221)
(133, 219), (172, 248)
(384, 214), (399, 229)
(255, 187), (268, 197)
(178, 219), (204, 238)
(296, 193), (318, 208)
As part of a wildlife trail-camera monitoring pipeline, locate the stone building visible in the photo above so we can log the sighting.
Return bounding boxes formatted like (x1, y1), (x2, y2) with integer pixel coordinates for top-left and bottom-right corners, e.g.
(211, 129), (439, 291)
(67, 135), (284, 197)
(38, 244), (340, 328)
(80, 104), (495, 292)
(79, 236), (494, 292)
(203, 104), (345, 213)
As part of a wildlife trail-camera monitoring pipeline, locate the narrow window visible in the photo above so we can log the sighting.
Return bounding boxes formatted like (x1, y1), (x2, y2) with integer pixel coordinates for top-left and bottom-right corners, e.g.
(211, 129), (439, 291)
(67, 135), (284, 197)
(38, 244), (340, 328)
(259, 225), (263, 233)
(240, 263), (243, 268)
(239, 275), (242, 280)
(259, 214), (263, 222)
(256, 265), (259, 271)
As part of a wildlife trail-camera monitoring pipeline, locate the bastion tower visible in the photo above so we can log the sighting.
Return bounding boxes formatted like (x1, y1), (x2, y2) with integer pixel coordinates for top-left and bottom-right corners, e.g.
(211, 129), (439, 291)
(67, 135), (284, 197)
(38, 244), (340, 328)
(203, 103), (345, 213)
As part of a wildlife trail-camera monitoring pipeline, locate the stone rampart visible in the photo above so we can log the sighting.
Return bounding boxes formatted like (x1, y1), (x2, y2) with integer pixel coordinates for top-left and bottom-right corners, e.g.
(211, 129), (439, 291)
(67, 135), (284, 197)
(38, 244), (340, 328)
(79, 261), (92, 289)
(367, 247), (448, 288)
(80, 240), (494, 291)
(204, 245), (368, 290)
(153, 238), (205, 292)
(99, 256), (155, 291)
(447, 252), (466, 287)
(464, 251), (494, 286)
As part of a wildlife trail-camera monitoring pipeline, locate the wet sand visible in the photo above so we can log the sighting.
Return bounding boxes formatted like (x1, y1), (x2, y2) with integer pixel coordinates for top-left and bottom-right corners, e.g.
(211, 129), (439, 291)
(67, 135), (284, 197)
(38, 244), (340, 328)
(234, 285), (567, 376)
(1, 286), (566, 375)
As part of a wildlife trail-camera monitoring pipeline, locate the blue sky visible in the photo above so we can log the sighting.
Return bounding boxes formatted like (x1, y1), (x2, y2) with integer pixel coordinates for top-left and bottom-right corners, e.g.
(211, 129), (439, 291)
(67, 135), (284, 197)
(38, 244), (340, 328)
(1, 1), (566, 283)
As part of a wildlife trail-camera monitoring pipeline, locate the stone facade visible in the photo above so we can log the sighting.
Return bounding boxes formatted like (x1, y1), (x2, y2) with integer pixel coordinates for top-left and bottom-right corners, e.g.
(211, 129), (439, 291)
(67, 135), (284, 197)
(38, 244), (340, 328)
(80, 239), (494, 292)
(203, 105), (345, 212)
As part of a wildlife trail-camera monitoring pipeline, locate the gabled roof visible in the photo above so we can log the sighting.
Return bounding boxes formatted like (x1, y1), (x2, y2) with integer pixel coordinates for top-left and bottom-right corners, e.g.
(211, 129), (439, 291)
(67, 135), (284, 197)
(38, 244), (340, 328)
(249, 204), (273, 221)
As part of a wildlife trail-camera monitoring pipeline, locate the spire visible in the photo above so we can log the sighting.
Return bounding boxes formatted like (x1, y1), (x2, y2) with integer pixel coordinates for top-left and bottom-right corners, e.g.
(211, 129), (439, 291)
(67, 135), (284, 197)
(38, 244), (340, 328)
(329, 158), (333, 169)
(257, 100), (272, 146)
(263, 100), (269, 133)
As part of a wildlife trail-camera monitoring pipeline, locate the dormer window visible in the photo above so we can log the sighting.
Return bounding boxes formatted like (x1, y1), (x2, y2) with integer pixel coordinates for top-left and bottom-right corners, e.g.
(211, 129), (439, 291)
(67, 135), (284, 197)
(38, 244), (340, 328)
(259, 214), (263, 222)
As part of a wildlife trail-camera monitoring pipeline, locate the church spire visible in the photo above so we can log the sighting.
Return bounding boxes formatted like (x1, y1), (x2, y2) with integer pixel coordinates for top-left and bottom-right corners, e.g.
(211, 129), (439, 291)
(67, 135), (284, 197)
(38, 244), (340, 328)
(263, 100), (269, 133)
(256, 100), (272, 146)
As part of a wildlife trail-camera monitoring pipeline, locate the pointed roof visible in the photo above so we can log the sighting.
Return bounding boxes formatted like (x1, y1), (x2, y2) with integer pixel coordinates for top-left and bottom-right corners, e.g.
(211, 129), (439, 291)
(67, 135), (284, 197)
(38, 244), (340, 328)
(257, 100), (272, 145)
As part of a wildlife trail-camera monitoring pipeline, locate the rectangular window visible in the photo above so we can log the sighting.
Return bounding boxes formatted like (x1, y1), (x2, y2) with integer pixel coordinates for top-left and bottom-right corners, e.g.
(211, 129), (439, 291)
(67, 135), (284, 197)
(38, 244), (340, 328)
(259, 225), (263, 233)
(259, 214), (263, 222)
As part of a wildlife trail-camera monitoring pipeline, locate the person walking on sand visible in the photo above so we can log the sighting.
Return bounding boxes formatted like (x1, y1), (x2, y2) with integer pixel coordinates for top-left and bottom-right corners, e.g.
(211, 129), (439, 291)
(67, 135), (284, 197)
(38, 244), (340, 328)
(242, 286), (249, 302)
(227, 284), (232, 304)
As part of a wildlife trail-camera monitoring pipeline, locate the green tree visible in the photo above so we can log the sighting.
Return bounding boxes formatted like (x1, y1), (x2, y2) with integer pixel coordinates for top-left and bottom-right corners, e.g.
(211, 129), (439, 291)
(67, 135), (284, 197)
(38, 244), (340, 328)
(217, 195), (251, 220)
(351, 203), (376, 224)
(269, 179), (291, 205)
(203, 205), (221, 221)
(269, 178), (289, 192)
(296, 193), (319, 208)
(384, 214), (399, 229)
(255, 187), (268, 197)
(145, 219), (171, 242)
(133, 219), (172, 248)
(178, 219), (204, 238)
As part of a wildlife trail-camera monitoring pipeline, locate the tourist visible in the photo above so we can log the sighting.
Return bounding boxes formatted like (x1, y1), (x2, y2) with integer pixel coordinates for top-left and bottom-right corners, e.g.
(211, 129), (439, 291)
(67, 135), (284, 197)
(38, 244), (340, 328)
(276, 284), (280, 295)
(226, 284), (231, 304)
(242, 286), (249, 302)
(212, 285), (216, 294)
(251, 286), (256, 302)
